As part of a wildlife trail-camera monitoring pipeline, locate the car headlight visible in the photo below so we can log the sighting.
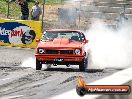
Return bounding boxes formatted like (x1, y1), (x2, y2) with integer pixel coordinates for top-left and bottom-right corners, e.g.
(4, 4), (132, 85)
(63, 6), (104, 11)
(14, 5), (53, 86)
(75, 49), (81, 55)
(38, 48), (45, 54)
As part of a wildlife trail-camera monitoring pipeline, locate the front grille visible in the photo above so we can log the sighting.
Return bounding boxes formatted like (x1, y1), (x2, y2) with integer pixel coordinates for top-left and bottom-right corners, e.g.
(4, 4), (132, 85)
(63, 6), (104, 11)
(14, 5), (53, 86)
(46, 50), (58, 54)
(46, 50), (73, 54)
(61, 50), (73, 54)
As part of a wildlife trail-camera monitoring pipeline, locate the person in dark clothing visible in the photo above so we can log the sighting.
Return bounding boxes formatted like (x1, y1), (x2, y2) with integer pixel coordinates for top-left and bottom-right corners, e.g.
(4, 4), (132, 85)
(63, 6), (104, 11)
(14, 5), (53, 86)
(17, 0), (29, 20)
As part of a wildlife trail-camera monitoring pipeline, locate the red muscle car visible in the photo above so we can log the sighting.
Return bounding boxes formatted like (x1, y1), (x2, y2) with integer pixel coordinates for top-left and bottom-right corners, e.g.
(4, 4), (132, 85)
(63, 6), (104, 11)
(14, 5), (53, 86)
(35, 29), (89, 71)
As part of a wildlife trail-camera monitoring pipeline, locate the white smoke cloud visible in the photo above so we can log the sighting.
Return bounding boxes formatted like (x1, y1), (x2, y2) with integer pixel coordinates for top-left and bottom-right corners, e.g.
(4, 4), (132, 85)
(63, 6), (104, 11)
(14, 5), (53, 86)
(21, 57), (49, 70)
(21, 57), (36, 69)
(85, 20), (132, 69)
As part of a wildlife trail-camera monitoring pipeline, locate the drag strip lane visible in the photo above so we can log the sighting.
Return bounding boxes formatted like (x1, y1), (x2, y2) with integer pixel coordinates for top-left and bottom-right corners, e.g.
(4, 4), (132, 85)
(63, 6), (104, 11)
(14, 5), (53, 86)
(0, 46), (122, 99)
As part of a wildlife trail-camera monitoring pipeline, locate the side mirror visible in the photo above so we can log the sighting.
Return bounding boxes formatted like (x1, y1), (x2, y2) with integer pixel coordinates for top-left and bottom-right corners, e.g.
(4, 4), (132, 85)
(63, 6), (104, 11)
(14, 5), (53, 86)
(36, 39), (40, 42)
(85, 40), (89, 43)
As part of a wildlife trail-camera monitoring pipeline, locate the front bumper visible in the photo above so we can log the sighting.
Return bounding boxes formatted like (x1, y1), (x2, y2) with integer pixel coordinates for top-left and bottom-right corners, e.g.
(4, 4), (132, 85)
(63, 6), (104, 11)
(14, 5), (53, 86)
(35, 54), (85, 63)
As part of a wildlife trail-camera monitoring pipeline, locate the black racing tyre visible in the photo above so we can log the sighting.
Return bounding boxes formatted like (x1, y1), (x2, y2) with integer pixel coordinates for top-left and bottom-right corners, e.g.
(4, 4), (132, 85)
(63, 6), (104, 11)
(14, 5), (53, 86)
(79, 62), (85, 71)
(36, 58), (42, 70)
(76, 86), (86, 96)
(79, 57), (88, 72)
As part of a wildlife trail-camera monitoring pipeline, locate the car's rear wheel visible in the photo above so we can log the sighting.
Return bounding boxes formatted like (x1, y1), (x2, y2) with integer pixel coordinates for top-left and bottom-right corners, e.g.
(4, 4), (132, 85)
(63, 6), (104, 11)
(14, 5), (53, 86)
(36, 59), (42, 70)
(79, 57), (88, 72)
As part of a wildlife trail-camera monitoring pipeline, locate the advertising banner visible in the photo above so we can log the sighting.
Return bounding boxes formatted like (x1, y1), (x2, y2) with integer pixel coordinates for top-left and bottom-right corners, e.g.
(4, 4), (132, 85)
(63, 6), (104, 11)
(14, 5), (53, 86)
(0, 18), (42, 48)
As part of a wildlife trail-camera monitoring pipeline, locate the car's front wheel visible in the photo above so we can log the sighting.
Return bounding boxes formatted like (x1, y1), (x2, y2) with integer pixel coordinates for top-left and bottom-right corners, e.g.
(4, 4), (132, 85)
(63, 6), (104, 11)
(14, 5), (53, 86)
(36, 59), (42, 70)
(79, 57), (88, 72)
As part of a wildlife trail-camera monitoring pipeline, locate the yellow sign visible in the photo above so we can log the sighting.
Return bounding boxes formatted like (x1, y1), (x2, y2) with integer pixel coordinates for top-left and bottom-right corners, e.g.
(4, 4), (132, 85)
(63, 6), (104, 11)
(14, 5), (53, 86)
(0, 18), (42, 48)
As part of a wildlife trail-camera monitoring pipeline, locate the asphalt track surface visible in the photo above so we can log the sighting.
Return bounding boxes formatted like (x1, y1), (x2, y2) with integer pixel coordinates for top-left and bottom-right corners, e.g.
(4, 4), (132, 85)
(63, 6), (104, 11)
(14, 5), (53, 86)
(0, 46), (122, 99)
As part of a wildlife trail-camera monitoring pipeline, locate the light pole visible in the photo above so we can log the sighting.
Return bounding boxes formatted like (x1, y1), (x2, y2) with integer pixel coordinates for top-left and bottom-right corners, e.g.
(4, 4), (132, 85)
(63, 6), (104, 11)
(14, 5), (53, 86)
(7, 0), (10, 18)
(42, 0), (46, 32)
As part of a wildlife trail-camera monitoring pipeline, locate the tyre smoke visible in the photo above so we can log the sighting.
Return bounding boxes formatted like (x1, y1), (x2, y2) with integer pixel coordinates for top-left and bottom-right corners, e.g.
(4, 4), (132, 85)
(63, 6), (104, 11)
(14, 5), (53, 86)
(21, 57), (48, 70)
(85, 20), (132, 69)
(21, 57), (36, 69)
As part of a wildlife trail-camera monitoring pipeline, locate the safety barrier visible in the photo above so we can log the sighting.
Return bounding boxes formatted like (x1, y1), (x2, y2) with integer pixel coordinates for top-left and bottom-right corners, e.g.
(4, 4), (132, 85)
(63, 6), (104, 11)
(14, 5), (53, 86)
(0, 18), (42, 48)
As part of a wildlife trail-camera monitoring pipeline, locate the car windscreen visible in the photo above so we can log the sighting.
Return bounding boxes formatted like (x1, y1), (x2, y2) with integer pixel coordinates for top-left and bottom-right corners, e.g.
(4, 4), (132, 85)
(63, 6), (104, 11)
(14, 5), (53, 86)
(42, 31), (85, 42)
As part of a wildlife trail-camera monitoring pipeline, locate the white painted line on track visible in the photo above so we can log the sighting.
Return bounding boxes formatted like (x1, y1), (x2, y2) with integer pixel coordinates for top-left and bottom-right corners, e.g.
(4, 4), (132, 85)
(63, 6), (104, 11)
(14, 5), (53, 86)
(0, 95), (24, 99)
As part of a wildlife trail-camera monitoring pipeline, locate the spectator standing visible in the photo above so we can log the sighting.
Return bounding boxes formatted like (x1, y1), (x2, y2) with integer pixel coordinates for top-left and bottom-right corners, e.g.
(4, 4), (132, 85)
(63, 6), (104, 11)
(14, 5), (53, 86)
(30, 1), (42, 21)
(17, 0), (29, 20)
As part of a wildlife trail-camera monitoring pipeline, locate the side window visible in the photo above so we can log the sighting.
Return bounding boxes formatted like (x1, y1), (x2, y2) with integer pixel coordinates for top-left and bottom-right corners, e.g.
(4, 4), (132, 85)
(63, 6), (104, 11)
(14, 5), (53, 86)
(71, 32), (80, 42)
(80, 33), (85, 42)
